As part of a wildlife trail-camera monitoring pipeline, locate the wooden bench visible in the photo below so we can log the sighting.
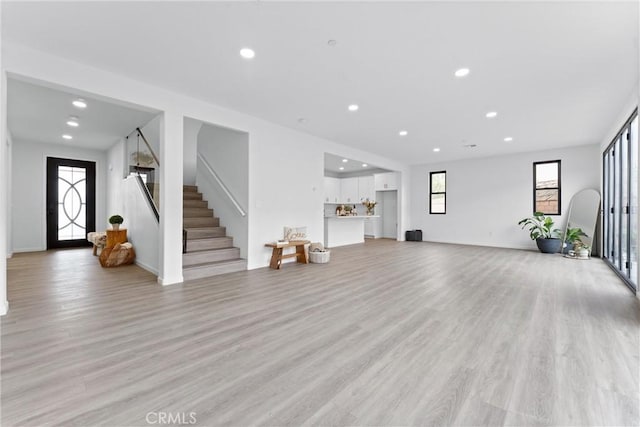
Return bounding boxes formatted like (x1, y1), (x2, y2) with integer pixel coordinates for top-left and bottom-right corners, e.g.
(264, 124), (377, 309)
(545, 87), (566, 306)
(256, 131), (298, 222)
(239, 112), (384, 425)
(265, 240), (310, 269)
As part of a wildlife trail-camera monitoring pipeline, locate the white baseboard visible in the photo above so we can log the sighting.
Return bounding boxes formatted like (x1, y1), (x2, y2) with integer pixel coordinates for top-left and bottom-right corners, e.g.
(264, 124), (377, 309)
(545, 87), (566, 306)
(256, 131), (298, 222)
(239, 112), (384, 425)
(12, 247), (46, 254)
(134, 260), (159, 276)
(158, 275), (184, 286)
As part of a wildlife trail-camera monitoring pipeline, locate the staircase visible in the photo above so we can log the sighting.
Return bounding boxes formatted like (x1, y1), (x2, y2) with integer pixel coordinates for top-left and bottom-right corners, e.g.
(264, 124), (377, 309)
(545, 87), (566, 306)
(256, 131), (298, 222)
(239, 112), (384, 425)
(182, 185), (246, 280)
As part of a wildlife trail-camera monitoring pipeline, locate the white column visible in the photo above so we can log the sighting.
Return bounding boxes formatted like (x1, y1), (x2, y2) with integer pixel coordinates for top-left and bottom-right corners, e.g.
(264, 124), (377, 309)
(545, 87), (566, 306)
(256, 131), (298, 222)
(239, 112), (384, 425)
(0, 35), (9, 314)
(637, 8), (640, 300)
(158, 110), (184, 285)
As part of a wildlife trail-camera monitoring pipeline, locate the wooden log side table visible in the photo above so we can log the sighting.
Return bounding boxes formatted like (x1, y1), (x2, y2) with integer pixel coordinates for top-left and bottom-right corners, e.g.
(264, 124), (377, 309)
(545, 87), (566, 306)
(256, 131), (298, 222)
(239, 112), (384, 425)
(105, 229), (128, 248)
(264, 240), (310, 269)
(99, 229), (135, 268)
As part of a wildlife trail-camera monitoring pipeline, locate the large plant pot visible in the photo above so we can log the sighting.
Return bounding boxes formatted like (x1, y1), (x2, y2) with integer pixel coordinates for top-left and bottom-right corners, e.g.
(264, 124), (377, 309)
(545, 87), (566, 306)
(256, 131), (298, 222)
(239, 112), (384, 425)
(536, 237), (562, 254)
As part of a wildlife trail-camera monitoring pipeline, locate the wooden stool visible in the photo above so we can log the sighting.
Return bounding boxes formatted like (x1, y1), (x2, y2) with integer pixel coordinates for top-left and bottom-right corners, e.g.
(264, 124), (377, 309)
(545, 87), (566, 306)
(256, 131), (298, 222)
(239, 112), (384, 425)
(264, 240), (310, 269)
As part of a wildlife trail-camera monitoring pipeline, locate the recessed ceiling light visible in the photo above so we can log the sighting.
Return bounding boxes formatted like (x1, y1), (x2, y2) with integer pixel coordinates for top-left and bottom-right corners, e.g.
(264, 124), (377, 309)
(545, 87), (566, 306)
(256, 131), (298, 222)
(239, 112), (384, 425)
(504, 137), (513, 142)
(66, 116), (79, 127)
(339, 166), (344, 171)
(342, 159), (348, 163)
(486, 111), (498, 118)
(72, 99), (87, 109)
(362, 164), (368, 167)
(62, 134), (73, 140)
(398, 130), (408, 136)
(454, 68), (470, 77)
(240, 48), (255, 59)
(327, 39), (337, 46)
(348, 104), (359, 112)
(433, 148), (440, 152)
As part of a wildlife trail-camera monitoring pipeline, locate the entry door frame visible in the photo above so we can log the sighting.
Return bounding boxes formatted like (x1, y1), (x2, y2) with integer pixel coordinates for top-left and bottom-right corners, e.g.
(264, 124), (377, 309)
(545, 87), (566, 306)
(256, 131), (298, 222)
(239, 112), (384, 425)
(46, 156), (96, 249)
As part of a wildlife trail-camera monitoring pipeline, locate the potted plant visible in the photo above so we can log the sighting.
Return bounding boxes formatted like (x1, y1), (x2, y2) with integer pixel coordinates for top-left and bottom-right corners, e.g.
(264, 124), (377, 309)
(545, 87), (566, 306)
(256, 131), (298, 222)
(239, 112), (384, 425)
(518, 212), (562, 253)
(563, 227), (587, 254)
(361, 198), (377, 215)
(109, 214), (124, 231)
(574, 242), (590, 259)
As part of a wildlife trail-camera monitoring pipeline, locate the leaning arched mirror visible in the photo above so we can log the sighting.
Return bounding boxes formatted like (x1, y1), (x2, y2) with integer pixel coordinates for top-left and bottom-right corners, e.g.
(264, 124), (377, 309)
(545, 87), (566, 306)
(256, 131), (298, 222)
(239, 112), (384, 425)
(563, 189), (601, 258)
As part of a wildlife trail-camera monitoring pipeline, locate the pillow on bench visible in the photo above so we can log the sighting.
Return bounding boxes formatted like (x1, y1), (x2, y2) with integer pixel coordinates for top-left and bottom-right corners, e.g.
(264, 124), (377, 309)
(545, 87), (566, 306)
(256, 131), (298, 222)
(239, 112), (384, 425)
(284, 226), (307, 242)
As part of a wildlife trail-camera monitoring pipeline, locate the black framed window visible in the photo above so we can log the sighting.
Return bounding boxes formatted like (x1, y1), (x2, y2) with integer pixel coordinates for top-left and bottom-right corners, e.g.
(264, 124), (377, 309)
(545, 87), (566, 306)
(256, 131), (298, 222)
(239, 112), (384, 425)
(533, 160), (561, 215)
(429, 171), (446, 214)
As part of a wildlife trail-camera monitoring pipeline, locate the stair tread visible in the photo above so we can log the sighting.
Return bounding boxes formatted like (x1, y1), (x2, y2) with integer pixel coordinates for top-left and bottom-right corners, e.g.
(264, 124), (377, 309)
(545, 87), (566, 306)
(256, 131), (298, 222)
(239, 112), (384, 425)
(184, 247), (239, 254)
(184, 226), (225, 231)
(183, 259), (246, 269)
(186, 236), (232, 241)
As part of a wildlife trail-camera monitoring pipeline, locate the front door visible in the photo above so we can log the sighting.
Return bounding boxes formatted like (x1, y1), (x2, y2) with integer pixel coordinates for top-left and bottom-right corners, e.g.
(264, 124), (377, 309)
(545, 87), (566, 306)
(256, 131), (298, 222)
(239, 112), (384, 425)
(46, 157), (96, 249)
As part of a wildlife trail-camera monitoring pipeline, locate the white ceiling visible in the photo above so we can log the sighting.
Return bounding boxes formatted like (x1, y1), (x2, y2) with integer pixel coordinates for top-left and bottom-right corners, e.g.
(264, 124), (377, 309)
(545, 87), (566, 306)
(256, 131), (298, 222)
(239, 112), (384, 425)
(3, 1), (638, 164)
(324, 152), (388, 175)
(7, 78), (157, 150)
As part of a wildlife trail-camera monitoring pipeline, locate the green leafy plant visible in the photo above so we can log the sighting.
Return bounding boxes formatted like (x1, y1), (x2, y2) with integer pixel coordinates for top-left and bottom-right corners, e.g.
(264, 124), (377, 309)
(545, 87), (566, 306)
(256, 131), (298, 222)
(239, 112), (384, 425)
(109, 215), (124, 225)
(518, 212), (560, 240)
(574, 241), (590, 251)
(565, 227), (587, 245)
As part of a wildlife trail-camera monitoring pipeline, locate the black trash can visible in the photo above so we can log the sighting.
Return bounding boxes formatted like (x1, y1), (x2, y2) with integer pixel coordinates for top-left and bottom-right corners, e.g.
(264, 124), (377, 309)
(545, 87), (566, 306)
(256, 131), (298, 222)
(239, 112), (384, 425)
(405, 230), (423, 241)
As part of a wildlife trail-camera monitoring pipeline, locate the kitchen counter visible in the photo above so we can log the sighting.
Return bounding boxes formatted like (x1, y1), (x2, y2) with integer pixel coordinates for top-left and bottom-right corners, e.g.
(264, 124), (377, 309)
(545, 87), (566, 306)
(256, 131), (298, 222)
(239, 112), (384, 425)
(324, 216), (380, 247)
(324, 215), (380, 219)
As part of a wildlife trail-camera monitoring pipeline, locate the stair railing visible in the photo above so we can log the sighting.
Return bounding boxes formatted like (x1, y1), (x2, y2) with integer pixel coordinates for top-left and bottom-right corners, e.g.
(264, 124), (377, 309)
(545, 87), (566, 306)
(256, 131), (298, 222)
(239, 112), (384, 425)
(197, 153), (247, 217)
(126, 127), (160, 223)
(134, 173), (159, 222)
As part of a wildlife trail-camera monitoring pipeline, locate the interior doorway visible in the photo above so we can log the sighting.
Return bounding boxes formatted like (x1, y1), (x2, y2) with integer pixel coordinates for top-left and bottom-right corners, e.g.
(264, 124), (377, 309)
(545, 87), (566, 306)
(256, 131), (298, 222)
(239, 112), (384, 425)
(379, 190), (398, 239)
(46, 157), (96, 249)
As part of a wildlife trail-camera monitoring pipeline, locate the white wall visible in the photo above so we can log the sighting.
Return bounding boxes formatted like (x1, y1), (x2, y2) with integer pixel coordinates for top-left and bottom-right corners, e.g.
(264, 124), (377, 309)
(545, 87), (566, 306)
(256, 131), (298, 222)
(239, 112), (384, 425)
(0, 49), (8, 314)
(196, 123), (249, 259)
(6, 131), (12, 257)
(1, 42), (410, 278)
(11, 139), (108, 252)
(183, 117), (202, 185)
(106, 138), (125, 220)
(410, 144), (600, 250)
(123, 176), (159, 274)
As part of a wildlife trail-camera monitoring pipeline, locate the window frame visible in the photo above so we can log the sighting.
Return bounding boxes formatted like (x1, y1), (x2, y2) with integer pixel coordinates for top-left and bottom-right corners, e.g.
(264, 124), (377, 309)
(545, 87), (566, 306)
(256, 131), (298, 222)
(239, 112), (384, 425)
(532, 160), (561, 215)
(429, 170), (447, 215)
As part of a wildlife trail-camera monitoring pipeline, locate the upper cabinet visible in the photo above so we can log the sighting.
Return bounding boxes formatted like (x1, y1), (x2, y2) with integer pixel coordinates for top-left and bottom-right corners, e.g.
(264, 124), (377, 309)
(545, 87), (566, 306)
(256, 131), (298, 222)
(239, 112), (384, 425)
(358, 176), (375, 201)
(323, 177), (341, 203)
(340, 177), (359, 204)
(374, 172), (398, 191)
(325, 174), (388, 203)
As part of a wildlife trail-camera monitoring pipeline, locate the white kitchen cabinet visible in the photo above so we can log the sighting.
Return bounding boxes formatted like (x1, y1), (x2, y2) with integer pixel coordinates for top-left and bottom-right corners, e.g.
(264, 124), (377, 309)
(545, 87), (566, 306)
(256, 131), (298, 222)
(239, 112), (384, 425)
(358, 175), (375, 202)
(340, 177), (359, 204)
(364, 216), (381, 238)
(323, 177), (341, 203)
(374, 172), (398, 191)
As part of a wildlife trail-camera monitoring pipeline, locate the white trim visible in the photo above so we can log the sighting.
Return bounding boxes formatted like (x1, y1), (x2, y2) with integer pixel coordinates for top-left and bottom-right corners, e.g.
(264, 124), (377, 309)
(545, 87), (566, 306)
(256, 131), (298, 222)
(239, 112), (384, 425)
(0, 301), (8, 316)
(157, 275), (184, 286)
(134, 259), (158, 276)
(12, 247), (45, 254)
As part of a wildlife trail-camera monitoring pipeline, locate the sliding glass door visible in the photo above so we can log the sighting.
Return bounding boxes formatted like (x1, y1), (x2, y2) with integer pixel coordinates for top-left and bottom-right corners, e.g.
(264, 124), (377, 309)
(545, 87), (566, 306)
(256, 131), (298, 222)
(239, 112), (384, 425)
(603, 110), (638, 292)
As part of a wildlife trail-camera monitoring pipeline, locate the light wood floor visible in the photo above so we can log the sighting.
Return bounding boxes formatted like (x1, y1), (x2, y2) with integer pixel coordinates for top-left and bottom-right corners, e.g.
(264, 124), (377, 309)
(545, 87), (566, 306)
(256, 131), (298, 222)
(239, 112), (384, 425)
(2, 240), (639, 426)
